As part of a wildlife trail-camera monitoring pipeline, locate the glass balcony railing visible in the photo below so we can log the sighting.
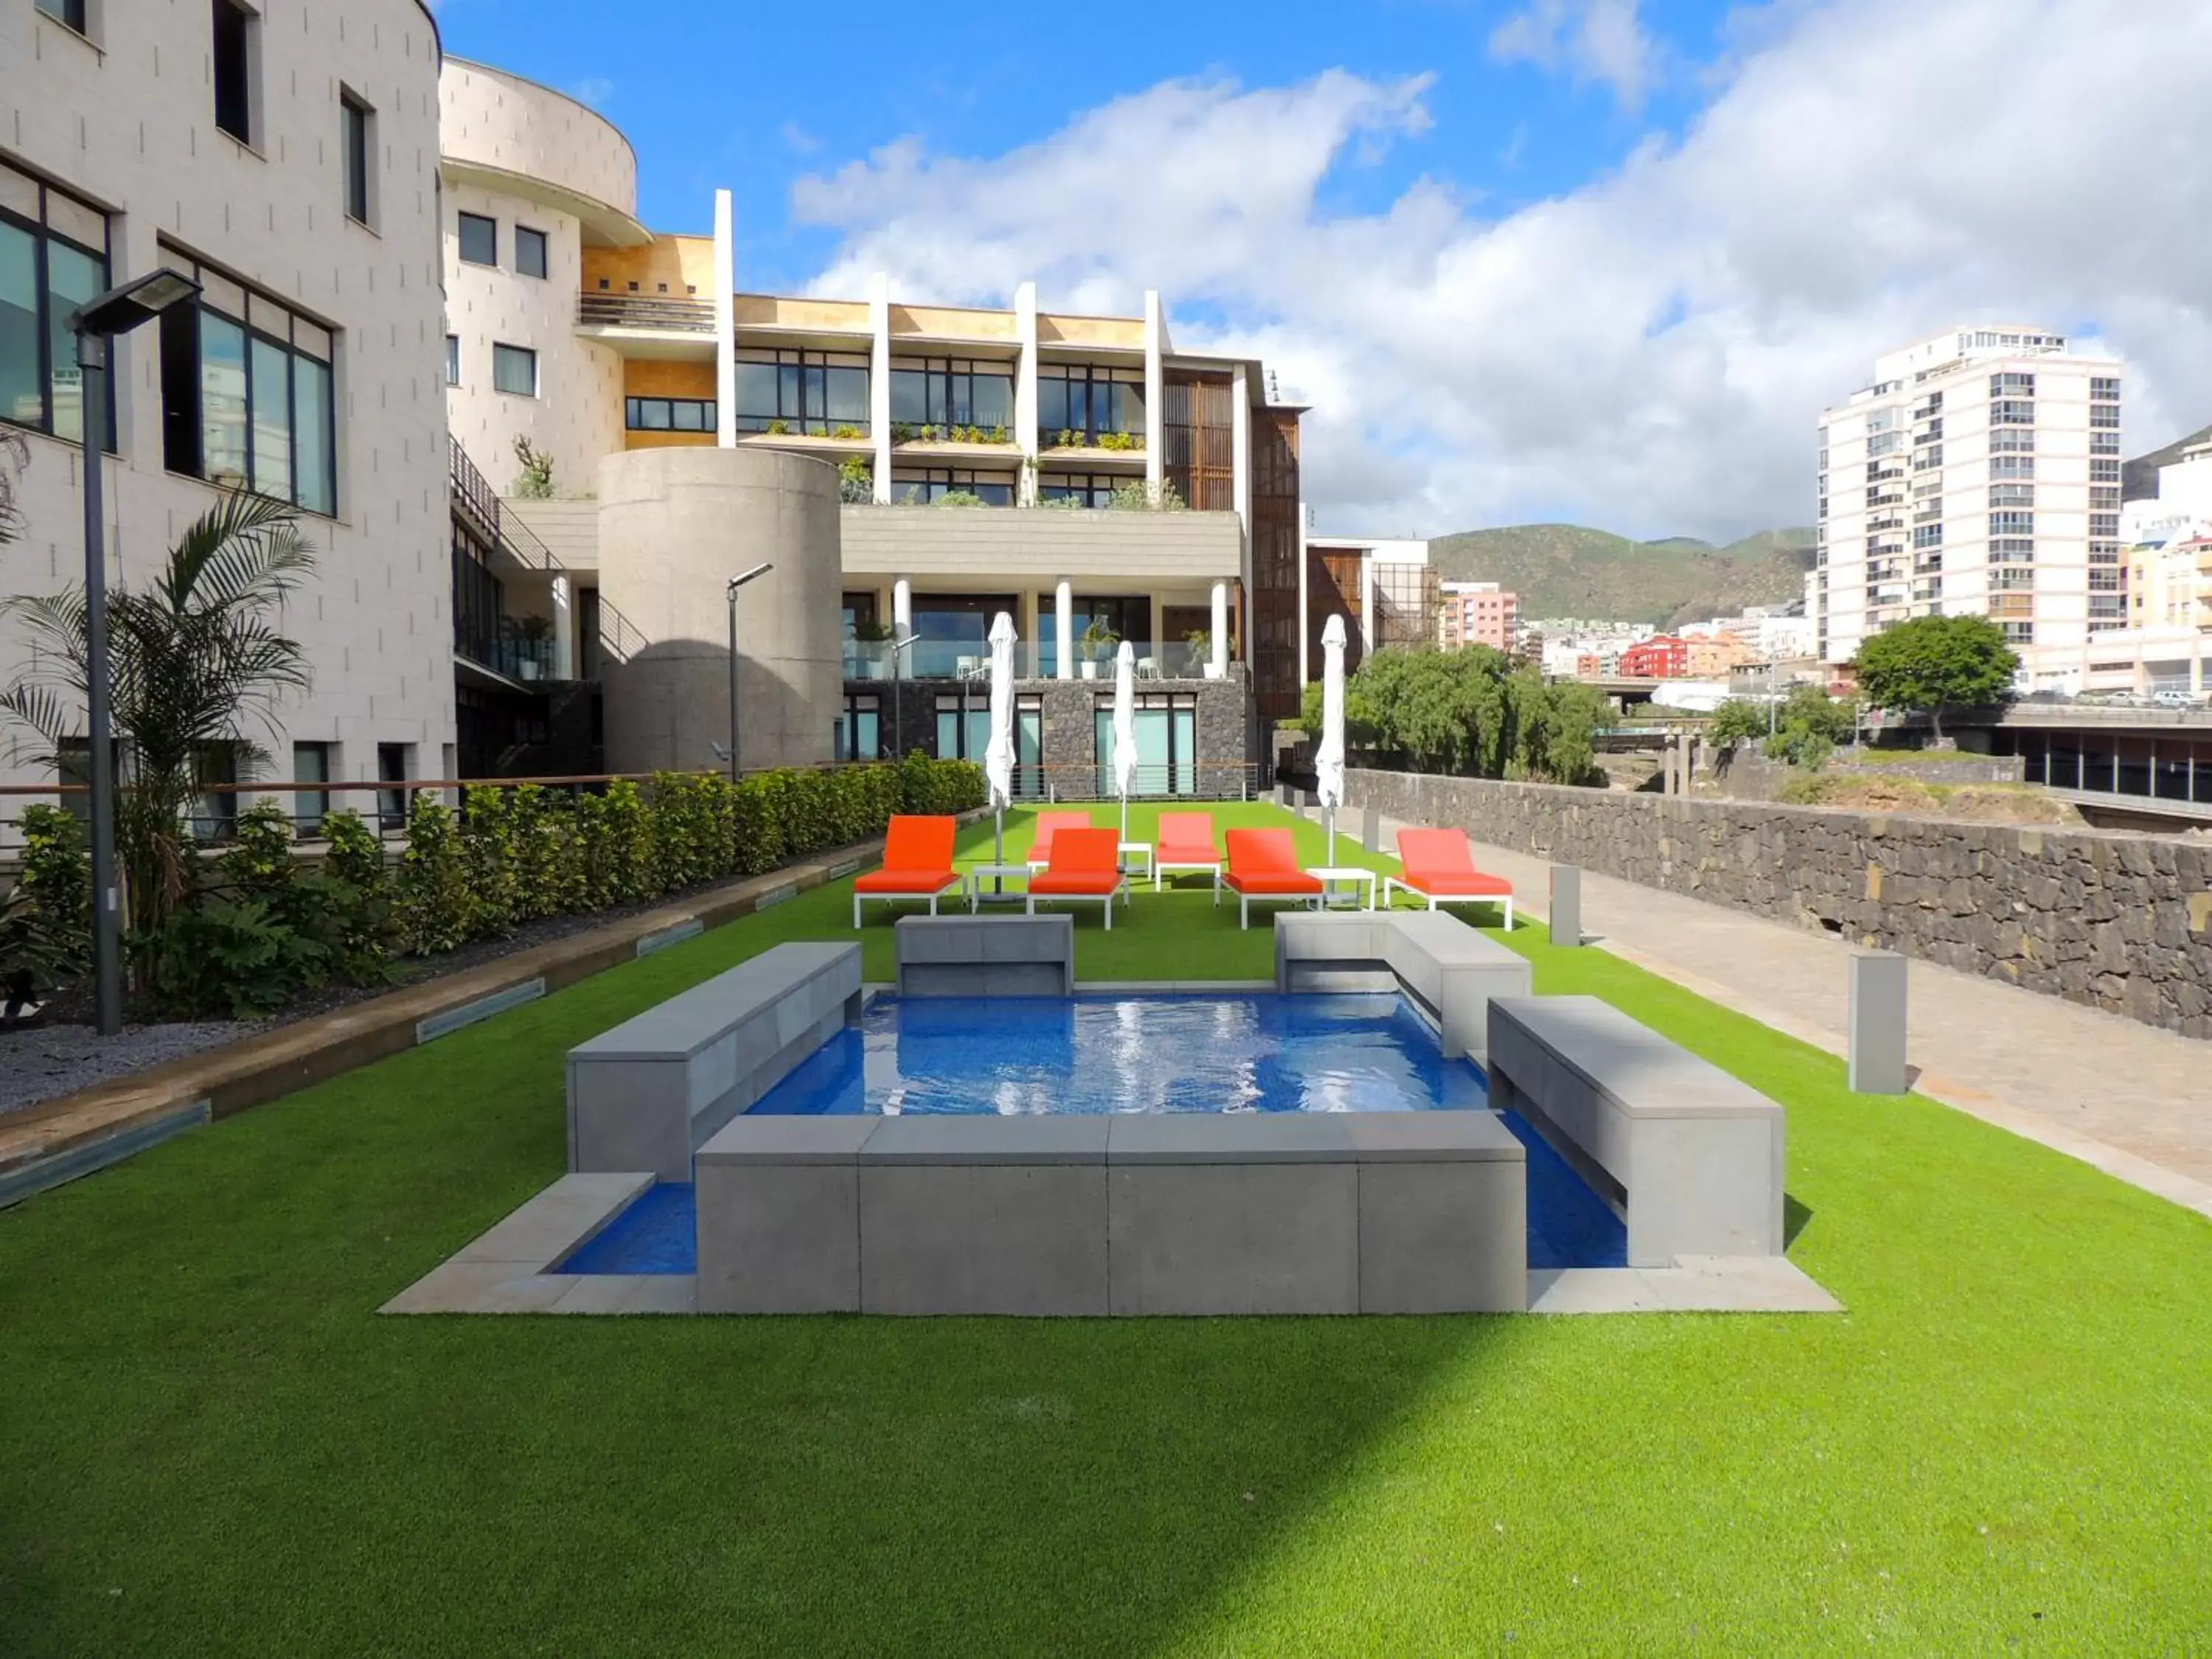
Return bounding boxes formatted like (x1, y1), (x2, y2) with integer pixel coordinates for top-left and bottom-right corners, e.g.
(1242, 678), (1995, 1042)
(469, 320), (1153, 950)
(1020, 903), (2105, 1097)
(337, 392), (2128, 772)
(842, 639), (1230, 682)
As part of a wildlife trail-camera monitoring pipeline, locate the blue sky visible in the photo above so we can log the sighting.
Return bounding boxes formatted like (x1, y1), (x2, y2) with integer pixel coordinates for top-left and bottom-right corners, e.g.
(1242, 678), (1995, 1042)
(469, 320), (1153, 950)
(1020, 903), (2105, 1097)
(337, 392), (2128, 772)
(435, 1), (2212, 540)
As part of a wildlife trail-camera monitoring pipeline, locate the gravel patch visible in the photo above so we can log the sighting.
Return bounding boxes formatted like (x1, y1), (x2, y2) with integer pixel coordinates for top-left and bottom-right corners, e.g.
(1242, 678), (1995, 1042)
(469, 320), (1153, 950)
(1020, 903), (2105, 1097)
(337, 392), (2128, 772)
(0, 1019), (271, 1117)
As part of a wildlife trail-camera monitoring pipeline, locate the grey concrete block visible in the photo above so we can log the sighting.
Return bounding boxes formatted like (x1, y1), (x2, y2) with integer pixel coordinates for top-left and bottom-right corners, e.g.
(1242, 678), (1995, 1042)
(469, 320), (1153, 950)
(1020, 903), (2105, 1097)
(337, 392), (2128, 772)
(1107, 1113), (1358, 1164)
(1359, 1160), (1526, 1312)
(1848, 947), (1908, 1094)
(697, 1113), (875, 1165)
(1549, 863), (1582, 947)
(696, 1163), (860, 1313)
(896, 915), (1075, 997)
(1361, 803), (1381, 852)
(859, 1116), (1107, 1165)
(860, 1164), (1109, 1315)
(1342, 1110), (1524, 1161)
(1276, 911), (1530, 1061)
(1107, 1163), (1358, 1314)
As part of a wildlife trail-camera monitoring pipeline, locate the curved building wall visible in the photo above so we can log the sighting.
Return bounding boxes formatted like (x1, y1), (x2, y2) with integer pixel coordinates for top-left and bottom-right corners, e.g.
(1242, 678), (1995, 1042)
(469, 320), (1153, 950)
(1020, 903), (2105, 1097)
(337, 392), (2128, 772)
(443, 176), (624, 495)
(439, 60), (638, 218)
(597, 449), (844, 773)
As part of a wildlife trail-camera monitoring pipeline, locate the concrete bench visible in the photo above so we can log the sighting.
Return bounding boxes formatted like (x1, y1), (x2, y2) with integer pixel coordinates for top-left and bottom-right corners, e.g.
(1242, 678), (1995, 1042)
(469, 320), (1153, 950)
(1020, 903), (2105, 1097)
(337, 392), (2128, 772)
(1486, 995), (1786, 1267)
(894, 914), (1074, 998)
(566, 942), (861, 1182)
(695, 1109), (1526, 1316)
(1274, 911), (1533, 1060)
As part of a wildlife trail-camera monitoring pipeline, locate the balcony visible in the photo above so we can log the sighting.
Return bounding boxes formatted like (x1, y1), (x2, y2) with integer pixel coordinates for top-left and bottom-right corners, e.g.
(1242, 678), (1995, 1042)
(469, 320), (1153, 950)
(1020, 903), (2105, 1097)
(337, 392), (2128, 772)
(839, 502), (1244, 585)
(845, 636), (1225, 684)
(577, 292), (716, 340)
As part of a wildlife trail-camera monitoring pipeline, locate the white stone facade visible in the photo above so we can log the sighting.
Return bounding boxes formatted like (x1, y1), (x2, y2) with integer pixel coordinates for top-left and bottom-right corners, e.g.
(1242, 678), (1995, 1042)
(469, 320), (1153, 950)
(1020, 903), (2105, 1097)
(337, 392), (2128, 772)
(1, 0), (453, 804)
(1815, 325), (2124, 686)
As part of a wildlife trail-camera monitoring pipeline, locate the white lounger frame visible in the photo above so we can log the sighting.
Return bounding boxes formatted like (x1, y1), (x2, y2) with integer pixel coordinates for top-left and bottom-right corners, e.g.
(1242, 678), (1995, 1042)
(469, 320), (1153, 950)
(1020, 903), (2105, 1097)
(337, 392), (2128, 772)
(1025, 885), (1121, 929)
(1153, 858), (1222, 904)
(1381, 877), (1513, 929)
(1230, 889), (1323, 931)
(853, 887), (954, 928)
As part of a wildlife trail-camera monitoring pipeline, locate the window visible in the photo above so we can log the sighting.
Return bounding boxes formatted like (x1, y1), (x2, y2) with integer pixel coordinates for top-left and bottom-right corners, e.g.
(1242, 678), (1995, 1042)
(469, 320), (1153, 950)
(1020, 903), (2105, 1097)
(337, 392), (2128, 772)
(734, 347), (869, 435)
(2090, 512), (2120, 538)
(890, 467), (1013, 507)
(625, 396), (716, 432)
(340, 91), (375, 226)
(292, 742), (331, 833)
(836, 694), (882, 763)
(1989, 428), (2035, 453)
(1038, 472), (1124, 509)
(2091, 432), (2121, 455)
(933, 692), (1042, 790)
(1990, 538), (2035, 561)
(212, 0), (256, 145)
(1990, 372), (2035, 395)
(458, 212), (497, 267)
(35, 0), (87, 32)
(1093, 693), (1199, 796)
(376, 743), (412, 832)
(2090, 377), (2120, 400)
(2091, 487), (2120, 511)
(189, 743), (242, 841)
(445, 334), (459, 386)
(492, 342), (537, 397)
(0, 162), (110, 446)
(888, 355), (1014, 437)
(515, 225), (549, 280)
(2090, 404), (2120, 430)
(1989, 455), (2034, 480)
(1039, 364), (1145, 443)
(1913, 525), (1943, 549)
(1990, 484), (2034, 508)
(1913, 447), (1944, 471)
(1990, 400), (2036, 426)
(157, 254), (337, 514)
(2090, 458), (2120, 482)
(1989, 511), (2034, 537)
(2088, 569), (2123, 593)
(1990, 566), (2036, 591)
(2089, 540), (2121, 564)
(902, 594), (1020, 678)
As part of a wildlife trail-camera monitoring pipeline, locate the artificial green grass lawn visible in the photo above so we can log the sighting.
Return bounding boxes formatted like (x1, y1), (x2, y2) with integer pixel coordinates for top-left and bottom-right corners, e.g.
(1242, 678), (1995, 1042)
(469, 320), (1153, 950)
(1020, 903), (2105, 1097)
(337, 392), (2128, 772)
(4, 804), (2209, 1655)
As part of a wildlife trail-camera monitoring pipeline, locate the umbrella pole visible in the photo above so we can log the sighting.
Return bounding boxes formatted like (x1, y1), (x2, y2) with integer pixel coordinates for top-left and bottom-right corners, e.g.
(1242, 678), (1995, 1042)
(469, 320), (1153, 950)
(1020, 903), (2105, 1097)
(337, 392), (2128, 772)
(994, 807), (1004, 895)
(1327, 805), (1337, 866)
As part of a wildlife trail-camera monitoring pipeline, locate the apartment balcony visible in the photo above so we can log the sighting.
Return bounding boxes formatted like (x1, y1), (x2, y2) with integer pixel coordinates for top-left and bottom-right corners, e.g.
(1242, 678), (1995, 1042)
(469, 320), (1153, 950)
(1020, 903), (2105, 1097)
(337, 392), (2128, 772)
(577, 292), (717, 359)
(845, 636), (1225, 683)
(841, 501), (1242, 585)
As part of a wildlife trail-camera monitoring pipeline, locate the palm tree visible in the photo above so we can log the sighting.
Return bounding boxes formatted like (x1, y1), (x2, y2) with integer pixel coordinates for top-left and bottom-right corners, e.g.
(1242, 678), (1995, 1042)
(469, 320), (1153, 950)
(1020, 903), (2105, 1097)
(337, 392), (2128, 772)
(0, 490), (317, 933)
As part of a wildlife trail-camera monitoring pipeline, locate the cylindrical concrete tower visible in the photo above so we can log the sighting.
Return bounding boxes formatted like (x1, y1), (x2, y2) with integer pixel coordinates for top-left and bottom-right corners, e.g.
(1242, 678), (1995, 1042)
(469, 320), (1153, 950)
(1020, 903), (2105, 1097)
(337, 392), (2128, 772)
(597, 448), (843, 773)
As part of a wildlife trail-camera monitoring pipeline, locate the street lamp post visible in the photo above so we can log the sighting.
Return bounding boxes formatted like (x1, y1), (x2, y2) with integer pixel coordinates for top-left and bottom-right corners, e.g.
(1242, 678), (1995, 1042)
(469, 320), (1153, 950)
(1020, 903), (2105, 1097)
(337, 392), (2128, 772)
(65, 269), (201, 1037)
(723, 563), (773, 779)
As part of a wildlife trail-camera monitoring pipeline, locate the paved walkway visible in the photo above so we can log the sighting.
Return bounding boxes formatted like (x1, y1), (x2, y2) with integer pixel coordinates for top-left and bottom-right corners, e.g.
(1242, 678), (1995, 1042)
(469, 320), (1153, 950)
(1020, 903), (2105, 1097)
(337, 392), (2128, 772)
(1374, 815), (2212, 1220)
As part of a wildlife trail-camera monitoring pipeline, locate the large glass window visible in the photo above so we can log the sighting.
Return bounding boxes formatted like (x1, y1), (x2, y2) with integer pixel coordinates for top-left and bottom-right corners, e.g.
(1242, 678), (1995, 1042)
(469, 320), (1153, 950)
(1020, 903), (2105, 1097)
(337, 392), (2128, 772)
(493, 342), (537, 396)
(36, 0), (88, 32)
(458, 212), (497, 267)
(907, 594), (1019, 678)
(1039, 364), (1145, 444)
(1038, 472), (1124, 509)
(625, 396), (715, 432)
(891, 467), (1013, 507)
(0, 163), (110, 445)
(1093, 694), (1197, 796)
(836, 694), (882, 763)
(936, 692), (1041, 792)
(889, 355), (1013, 436)
(156, 253), (338, 513)
(212, 0), (256, 145)
(341, 93), (375, 226)
(734, 347), (869, 435)
(292, 742), (331, 833)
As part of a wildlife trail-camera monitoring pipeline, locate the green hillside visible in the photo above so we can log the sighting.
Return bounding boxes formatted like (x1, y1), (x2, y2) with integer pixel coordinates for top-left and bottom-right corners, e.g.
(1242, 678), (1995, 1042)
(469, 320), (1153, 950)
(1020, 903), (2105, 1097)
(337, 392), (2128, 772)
(1428, 524), (1815, 627)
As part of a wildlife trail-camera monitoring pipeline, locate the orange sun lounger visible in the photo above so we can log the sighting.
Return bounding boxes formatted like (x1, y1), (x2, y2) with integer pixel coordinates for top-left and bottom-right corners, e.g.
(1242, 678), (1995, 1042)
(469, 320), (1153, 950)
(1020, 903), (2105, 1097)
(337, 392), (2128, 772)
(1383, 827), (1514, 928)
(1026, 826), (1125, 928)
(1152, 811), (1222, 903)
(1223, 827), (1324, 930)
(851, 814), (961, 927)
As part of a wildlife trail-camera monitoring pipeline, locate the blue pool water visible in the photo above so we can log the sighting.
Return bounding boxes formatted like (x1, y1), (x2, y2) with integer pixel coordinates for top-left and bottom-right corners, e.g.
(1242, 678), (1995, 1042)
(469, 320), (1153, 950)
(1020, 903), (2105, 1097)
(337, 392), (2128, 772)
(563, 992), (1627, 1276)
(753, 992), (1487, 1116)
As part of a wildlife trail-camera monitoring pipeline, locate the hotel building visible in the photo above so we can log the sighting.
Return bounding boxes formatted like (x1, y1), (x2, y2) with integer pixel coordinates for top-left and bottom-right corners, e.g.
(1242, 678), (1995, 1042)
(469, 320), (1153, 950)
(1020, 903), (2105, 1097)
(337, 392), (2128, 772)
(1, 0), (453, 813)
(1301, 535), (1434, 678)
(1438, 581), (1519, 652)
(438, 59), (1307, 791)
(1815, 327), (2124, 686)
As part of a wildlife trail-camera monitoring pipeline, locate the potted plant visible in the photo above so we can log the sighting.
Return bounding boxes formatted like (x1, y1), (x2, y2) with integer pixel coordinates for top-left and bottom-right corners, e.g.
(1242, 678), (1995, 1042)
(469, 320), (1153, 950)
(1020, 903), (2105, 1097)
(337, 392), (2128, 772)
(513, 614), (554, 680)
(849, 616), (894, 678)
(1183, 627), (1209, 676)
(1079, 617), (1118, 680)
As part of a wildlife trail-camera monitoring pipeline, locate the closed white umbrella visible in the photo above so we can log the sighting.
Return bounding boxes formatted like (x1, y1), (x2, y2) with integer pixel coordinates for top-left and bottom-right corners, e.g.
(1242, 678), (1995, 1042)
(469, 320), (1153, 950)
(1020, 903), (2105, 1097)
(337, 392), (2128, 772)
(984, 611), (1017, 874)
(1113, 639), (1138, 841)
(1316, 613), (1348, 863)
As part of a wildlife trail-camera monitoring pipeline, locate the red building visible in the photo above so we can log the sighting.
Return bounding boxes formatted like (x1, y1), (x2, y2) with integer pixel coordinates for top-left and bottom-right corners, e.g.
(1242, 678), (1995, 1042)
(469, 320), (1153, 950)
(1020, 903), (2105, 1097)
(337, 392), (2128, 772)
(1617, 634), (1691, 678)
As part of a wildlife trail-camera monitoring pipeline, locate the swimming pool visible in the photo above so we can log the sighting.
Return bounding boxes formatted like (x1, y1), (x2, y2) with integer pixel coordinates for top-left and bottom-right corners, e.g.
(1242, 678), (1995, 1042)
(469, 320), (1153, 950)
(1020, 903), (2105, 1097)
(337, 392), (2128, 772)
(750, 992), (1489, 1116)
(561, 992), (1629, 1276)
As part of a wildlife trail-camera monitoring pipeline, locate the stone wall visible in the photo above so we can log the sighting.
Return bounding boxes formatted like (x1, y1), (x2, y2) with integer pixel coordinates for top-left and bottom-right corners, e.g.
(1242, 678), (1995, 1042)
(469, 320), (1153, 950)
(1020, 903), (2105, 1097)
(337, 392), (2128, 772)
(1346, 768), (2212, 1039)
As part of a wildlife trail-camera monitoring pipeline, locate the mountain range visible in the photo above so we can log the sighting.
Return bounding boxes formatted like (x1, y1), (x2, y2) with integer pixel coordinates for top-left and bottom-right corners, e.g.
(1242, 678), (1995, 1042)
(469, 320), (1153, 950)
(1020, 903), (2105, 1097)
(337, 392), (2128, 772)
(1427, 524), (1818, 629)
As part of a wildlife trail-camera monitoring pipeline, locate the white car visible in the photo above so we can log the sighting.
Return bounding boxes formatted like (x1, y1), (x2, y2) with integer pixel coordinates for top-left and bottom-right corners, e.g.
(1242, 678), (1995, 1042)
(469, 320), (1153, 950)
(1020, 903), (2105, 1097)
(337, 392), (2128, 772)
(2149, 689), (2196, 709)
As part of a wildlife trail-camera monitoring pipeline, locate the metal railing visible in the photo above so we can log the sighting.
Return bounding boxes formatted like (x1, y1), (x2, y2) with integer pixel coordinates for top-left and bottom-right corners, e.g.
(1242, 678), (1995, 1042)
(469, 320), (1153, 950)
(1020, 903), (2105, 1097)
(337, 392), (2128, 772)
(448, 434), (501, 537)
(844, 638), (1233, 683)
(577, 292), (716, 332)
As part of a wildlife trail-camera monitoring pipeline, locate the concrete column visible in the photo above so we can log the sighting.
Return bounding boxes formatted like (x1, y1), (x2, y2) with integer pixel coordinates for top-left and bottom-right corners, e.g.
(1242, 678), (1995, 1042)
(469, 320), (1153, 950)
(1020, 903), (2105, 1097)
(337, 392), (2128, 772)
(1360, 803), (1380, 853)
(1210, 580), (1228, 677)
(1142, 288), (1164, 504)
(1297, 498), (1310, 686)
(869, 272), (893, 501)
(712, 191), (736, 448)
(1848, 949), (1909, 1094)
(1359, 555), (1376, 655)
(1549, 864), (1582, 947)
(892, 579), (911, 640)
(1015, 281), (1040, 504)
(550, 574), (574, 681)
(1231, 364), (1252, 532)
(1054, 579), (1073, 682)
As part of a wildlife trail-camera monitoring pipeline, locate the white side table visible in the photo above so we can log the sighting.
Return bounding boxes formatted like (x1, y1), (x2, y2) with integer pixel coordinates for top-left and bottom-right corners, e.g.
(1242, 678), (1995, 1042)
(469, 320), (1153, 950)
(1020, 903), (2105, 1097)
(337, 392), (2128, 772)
(1306, 866), (1377, 911)
(964, 863), (1032, 911)
(1117, 841), (1154, 880)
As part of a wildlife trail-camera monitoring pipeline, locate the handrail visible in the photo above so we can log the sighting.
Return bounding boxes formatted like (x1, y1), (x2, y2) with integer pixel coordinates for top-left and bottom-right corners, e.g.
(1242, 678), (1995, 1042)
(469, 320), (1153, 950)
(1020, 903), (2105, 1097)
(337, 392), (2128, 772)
(448, 435), (501, 537)
(594, 596), (648, 665)
(577, 292), (715, 332)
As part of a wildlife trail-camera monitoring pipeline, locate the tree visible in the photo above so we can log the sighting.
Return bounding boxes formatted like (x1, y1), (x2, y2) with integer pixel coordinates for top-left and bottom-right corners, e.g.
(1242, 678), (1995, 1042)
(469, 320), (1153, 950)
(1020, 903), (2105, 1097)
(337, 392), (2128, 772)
(1301, 645), (1603, 784)
(0, 491), (316, 933)
(1853, 615), (2016, 742)
(0, 429), (26, 546)
(1707, 698), (1770, 755)
(1764, 684), (1858, 770)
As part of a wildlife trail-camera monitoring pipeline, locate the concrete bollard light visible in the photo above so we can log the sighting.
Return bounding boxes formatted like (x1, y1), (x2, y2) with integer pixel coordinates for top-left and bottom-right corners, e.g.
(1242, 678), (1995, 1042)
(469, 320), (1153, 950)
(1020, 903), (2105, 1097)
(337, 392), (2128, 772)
(1361, 803), (1380, 852)
(1549, 864), (1582, 947)
(1848, 948), (1909, 1094)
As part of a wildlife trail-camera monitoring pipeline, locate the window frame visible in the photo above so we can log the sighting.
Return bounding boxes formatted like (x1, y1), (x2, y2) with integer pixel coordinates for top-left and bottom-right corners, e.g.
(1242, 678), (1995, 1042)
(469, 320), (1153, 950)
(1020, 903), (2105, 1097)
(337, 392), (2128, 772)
(0, 163), (114, 449)
(514, 224), (549, 281)
(734, 346), (872, 435)
(339, 89), (376, 229)
(445, 334), (460, 387)
(890, 354), (1015, 436)
(212, 0), (257, 147)
(35, 0), (89, 35)
(457, 211), (498, 268)
(492, 341), (538, 398)
(625, 395), (716, 433)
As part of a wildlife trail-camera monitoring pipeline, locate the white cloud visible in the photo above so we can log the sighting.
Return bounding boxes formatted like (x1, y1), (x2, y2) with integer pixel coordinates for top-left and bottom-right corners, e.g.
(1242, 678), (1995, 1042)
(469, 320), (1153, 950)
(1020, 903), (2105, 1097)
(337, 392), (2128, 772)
(570, 77), (614, 108)
(1489, 0), (1657, 112)
(789, 0), (2212, 540)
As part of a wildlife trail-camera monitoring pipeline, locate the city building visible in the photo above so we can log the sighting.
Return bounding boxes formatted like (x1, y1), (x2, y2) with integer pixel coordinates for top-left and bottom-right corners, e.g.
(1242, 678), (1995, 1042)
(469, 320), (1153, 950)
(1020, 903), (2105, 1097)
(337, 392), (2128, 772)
(1301, 535), (1434, 680)
(438, 58), (1306, 790)
(1618, 634), (1690, 678)
(2068, 433), (2212, 698)
(1439, 581), (1520, 651)
(1681, 630), (1755, 679)
(1814, 326), (2124, 688)
(1, 0), (453, 816)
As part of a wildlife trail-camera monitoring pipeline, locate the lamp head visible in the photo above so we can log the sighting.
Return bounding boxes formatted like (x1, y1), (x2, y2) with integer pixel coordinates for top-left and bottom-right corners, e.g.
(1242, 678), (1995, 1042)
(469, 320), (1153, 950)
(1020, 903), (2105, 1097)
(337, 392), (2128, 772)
(67, 269), (201, 338)
(726, 562), (773, 597)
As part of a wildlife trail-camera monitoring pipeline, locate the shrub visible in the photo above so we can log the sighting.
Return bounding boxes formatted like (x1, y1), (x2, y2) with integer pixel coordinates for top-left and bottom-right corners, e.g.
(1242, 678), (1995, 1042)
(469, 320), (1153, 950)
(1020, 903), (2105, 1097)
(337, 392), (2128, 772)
(397, 798), (473, 955)
(899, 753), (985, 815)
(459, 785), (518, 939)
(1, 804), (91, 1015)
(321, 809), (399, 981)
(578, 781), (655, 908)
(139, 897), (333, 1020)
(731, 776), (787, 877)
(652, 772), (731, 893)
